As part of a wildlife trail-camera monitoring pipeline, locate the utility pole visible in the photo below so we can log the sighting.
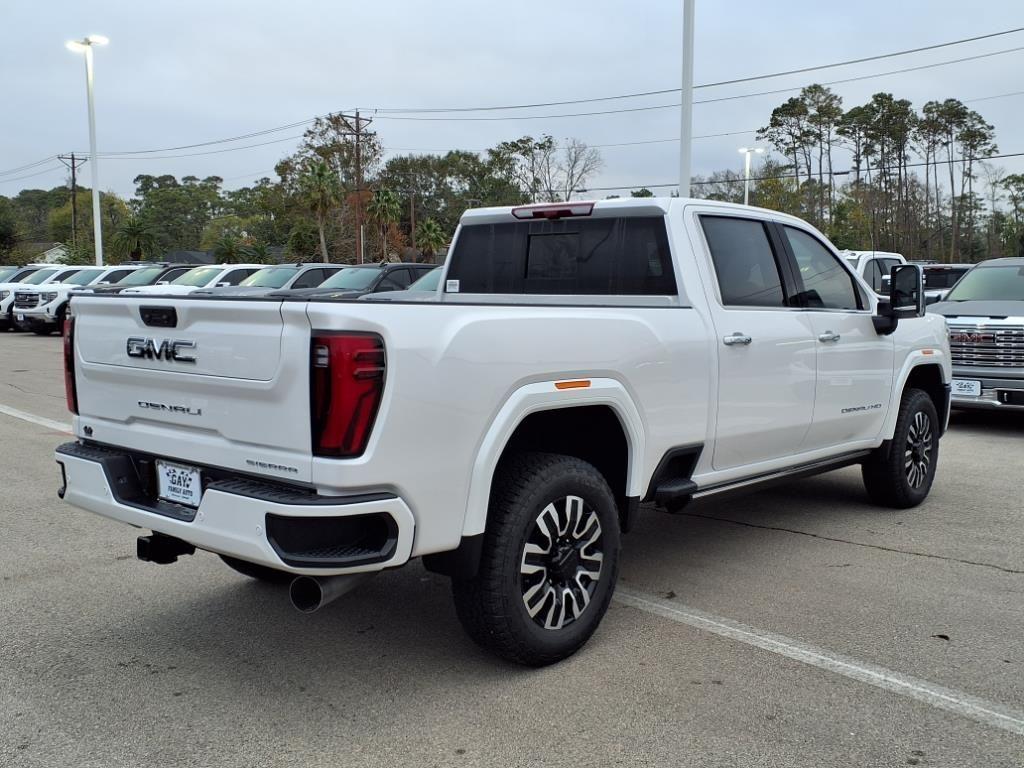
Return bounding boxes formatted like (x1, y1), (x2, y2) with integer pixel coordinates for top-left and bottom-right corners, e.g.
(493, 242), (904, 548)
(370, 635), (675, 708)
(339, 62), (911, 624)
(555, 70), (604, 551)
(58, 153), (87, 248)
(409, 191), (416, 248)
(679, 0), (696, 198)
(310, 110), (372, 264)
(354, 110), (372, 264)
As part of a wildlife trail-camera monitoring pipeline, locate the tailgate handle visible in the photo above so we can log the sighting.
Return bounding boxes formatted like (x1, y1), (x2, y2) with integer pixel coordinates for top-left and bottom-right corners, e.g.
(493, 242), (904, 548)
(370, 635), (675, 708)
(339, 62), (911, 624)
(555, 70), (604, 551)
(140, 306), (178, 328)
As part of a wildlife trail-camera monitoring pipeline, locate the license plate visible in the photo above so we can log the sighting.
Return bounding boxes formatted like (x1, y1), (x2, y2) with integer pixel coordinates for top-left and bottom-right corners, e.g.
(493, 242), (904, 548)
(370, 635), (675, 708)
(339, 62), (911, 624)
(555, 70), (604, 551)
(951, 379), (981, 397)
(156, 460), (203, 507)
(16, 313), (24, 321)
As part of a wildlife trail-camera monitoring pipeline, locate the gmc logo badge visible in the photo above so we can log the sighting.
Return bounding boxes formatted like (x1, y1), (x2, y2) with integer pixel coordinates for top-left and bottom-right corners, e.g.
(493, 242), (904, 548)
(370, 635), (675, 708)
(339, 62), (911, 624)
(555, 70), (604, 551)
(126, 337), (197, 363)
(950, 332), (994, 344)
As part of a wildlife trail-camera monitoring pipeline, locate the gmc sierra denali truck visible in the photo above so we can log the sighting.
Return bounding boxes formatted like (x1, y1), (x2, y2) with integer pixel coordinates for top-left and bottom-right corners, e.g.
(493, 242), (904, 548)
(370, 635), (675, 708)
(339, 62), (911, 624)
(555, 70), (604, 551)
(929, 257), (1024, 410)
(55, 198), (951, 666)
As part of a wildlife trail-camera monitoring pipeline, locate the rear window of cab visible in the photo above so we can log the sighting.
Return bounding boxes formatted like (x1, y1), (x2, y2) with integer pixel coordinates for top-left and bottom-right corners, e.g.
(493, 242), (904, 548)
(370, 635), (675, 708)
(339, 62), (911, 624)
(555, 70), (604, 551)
(446, 216), (677, 295)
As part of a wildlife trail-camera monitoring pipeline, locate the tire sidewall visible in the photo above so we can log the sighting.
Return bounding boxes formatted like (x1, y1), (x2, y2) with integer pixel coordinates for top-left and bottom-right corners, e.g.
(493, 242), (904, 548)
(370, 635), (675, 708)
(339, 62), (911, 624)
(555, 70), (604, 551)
(496, 464), (621, 658)
(893, 390), (940, 504)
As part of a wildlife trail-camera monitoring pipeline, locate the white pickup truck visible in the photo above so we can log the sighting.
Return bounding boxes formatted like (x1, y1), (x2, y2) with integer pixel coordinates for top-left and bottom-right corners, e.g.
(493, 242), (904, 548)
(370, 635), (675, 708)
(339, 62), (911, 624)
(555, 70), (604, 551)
(56, 198), (951, 665)
(843, 250), (906, 296)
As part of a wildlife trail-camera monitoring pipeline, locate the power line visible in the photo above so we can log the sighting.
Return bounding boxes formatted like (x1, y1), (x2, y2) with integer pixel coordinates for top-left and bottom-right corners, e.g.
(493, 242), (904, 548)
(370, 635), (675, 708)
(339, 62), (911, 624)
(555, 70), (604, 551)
(967, 88), (1024, 103)
(579, 150), (1024, 192)
(372, 26), (1024, 114)
(61, 26), (1024, 158)
(85, 127), (764, 164)
(0, 164), (65, 185)
(694, 45), (1024, 106)
(88, 118), (322, 157)
(0, 155), (59, 177)
(370, 45), (1024, 122)
(93, 134), (306, 161)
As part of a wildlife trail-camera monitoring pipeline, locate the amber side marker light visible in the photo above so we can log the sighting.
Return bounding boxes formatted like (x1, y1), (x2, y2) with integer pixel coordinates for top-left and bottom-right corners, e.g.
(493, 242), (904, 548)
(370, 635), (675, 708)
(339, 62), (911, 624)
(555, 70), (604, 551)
(555, 380), (591, 390)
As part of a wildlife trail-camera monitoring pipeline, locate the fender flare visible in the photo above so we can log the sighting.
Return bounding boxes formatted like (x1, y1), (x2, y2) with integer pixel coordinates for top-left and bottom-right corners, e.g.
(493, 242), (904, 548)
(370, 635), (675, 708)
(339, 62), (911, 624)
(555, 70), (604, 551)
(880, 351), (950, 440)
(460, 377), (646, 537)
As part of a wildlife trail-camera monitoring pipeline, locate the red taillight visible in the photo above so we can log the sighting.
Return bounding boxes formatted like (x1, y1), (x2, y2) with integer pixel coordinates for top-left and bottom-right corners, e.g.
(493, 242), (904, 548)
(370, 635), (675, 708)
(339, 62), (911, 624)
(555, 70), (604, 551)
(63, 313), (78, 415)
(310, 333), (385, 458)
(511, 202), (595, 220)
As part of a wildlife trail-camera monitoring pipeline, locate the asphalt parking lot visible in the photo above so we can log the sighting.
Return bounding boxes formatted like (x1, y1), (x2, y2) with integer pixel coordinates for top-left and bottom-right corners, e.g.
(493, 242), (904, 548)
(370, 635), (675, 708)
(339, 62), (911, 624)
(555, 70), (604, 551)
(1, 332), (1022, 767)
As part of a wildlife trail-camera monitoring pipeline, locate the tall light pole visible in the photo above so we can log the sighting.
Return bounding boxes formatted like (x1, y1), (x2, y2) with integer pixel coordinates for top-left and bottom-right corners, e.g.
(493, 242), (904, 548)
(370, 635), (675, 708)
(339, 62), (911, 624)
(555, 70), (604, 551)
(738, 147), (764, 206)
(679, 0), (695, 198)
(66, 34), (108, 266)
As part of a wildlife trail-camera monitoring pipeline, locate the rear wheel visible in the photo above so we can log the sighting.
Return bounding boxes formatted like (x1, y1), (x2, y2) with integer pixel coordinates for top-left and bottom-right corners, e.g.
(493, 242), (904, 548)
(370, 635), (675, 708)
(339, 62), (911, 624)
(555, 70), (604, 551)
(32, 326), (53, 336)
(219, 555), (292, 583)
(862, 388), (939, 508)
(452, 452), (620, 666)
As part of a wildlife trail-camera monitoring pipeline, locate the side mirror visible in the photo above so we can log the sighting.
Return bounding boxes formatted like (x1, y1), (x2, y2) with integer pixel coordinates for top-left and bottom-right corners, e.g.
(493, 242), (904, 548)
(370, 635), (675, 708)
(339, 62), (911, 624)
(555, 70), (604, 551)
(873, 264), (924, 335)
(890, 264), (925, 318)
(156, 280), (169, 285)
(216, 281), (230, 287)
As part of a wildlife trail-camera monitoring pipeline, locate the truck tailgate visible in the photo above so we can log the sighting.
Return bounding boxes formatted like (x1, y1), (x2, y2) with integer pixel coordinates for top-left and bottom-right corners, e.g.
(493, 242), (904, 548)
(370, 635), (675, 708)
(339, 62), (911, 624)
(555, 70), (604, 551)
(71, 297), (315, 483)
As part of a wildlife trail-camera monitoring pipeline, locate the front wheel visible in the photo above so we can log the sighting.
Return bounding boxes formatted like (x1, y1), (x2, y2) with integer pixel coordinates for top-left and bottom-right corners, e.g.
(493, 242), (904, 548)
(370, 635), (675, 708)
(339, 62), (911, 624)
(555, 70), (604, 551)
(452, 452), (620, 666)
(862, 388), (939, 508)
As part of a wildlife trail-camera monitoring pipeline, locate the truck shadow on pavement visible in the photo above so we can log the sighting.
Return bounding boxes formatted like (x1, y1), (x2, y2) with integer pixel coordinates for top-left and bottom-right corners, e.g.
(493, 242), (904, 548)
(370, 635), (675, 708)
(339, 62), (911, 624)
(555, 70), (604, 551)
(28, 466), (962, 712)
(948, 409), (1024, 435)
(72, 472), (891, 685)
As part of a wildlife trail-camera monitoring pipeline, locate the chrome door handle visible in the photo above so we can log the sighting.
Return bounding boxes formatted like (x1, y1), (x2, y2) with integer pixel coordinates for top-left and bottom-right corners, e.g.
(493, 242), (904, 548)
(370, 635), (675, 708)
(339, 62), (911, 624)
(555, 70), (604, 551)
(723, 332), (752, 346)
(818, 331), (841, 343)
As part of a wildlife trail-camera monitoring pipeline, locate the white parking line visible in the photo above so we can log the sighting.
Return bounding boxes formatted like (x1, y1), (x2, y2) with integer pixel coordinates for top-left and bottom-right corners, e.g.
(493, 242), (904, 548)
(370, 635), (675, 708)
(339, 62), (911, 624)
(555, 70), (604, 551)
(0, 403), (71, 433)
(615, 588), (1024, 737)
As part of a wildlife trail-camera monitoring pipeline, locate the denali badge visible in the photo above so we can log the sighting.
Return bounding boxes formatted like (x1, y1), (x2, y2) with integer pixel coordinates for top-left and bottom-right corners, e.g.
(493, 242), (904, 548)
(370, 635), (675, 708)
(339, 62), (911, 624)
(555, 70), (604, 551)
(246, 458), (299, 475)
(126, 337), (197, 363)
(138, 401), (202, 416)
(841, 403), (883, 414)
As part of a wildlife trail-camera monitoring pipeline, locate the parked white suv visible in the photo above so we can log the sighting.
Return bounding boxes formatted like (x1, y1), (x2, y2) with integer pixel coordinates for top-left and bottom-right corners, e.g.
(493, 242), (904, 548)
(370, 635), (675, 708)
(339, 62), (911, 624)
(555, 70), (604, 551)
(122, 264), (264, 295)
(56, 198), (950, 665)
(1, 265), (87, 331)
(15, 264), (144, 335)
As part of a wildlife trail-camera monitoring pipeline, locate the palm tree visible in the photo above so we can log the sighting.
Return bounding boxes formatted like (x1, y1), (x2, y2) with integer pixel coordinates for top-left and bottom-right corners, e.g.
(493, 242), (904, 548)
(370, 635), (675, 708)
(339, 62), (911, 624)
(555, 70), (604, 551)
(240, 242), (273, 263)
(110, 215), (159, 262)
(297, 160), (341, 262)
(367, 189), (402, 261)
(211, 233), (242, 263)
(414, 219), (448, 262)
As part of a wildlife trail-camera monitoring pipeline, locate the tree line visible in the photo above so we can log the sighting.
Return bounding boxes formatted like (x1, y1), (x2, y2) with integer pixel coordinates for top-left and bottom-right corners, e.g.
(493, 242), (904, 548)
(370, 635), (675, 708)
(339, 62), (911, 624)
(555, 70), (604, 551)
(2, 83), (1021, 265)
(0, 122), (603, 265)
(693, 84), (1022, 261)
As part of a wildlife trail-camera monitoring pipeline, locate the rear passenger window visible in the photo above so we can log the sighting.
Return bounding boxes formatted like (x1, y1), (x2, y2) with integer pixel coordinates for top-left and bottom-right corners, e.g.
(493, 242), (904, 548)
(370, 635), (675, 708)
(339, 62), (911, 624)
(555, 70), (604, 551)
(389, 269), (414, 289)
(878, 258), (901, 290)
(783, 227), (860, 310)
(866, 260), (884, 292)
(700, 216), (787, 308)
(291, 269), (324, 289)
(221, 268), (253, 286)
(104, 270), (132, 283)
(446, 216), (676, 295)
(377, 274), (403, 291)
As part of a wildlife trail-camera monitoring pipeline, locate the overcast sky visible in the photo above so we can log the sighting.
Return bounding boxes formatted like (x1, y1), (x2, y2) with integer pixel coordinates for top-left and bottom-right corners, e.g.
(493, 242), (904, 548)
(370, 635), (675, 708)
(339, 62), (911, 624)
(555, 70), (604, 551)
(2, 0), (1023, 199)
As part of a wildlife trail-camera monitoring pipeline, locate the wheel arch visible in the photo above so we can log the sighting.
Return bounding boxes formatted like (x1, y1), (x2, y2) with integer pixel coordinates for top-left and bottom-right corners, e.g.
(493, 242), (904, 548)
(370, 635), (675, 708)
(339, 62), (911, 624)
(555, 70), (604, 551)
(463, 379), (645, 539)
(882, 358), (949, 440)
